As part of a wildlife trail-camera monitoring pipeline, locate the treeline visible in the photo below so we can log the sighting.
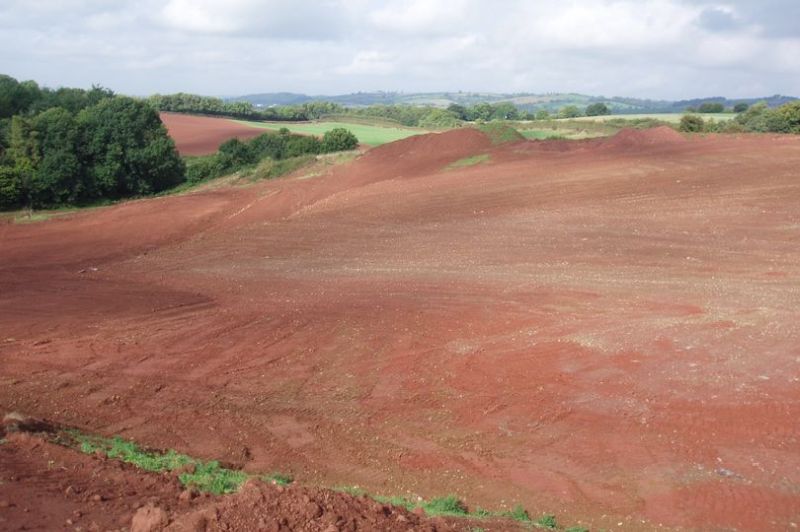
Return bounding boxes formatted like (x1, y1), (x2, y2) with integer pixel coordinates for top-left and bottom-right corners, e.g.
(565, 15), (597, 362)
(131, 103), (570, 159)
(148, 93), (343, 121)
(679, 102), (800, 134)
(0, 75), (363, 211)
(345, 102), (593, 127)
(145, 93), (595, 127)
(186, 128), (358, 184)
(1, 74), (184, 209)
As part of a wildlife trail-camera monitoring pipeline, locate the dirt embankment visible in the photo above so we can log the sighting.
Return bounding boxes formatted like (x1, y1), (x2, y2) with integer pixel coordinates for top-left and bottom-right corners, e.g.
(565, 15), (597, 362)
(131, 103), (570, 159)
(2, 128), (800, 531)
(0, 428), (481, 531)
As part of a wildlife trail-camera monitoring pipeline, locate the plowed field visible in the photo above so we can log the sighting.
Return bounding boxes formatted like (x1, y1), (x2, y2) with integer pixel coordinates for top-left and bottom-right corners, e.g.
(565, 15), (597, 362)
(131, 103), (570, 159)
(2, 128), (799, 531)
(160, 112), (265, 155)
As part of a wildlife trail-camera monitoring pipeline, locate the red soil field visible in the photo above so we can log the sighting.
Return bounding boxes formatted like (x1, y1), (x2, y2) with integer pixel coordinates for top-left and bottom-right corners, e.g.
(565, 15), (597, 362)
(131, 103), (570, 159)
(160, 112), (264, 156)
(2, 128), (800, 530)
(0, 428), (474, 531)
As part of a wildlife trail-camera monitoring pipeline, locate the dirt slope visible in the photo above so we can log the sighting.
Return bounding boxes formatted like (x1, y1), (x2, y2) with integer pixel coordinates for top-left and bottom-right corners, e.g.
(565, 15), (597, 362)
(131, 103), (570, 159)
(2, 128), (800, 531)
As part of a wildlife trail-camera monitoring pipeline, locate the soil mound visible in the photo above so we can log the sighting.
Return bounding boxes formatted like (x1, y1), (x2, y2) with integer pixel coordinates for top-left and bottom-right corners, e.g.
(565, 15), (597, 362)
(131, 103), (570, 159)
(170, 480), (459, 531)
(603, 126), (687, 150)
(354, 127), (493, 180)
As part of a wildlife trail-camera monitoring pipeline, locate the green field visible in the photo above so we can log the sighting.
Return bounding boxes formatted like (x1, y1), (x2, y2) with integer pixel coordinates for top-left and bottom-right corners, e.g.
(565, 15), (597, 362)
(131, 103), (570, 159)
(568, 113), (737, 124)
(235, 120), (424, 146)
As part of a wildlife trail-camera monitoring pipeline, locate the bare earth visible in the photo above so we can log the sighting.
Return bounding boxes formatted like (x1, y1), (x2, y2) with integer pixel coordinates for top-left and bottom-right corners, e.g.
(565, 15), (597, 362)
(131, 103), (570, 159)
(160, 112), (264, 156)
(1, 128), (799, 531)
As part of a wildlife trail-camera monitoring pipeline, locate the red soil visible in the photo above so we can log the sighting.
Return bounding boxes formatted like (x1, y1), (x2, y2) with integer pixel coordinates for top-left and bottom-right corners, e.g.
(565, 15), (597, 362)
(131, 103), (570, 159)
(2, 128), (800, 531)
(0, 430), (474, 531)
(160, 112), (265, 156)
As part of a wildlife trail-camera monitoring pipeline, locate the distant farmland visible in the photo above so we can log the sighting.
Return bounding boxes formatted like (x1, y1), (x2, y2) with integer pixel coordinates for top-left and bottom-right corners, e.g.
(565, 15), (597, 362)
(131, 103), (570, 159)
(235, 119), (424, 146)
(568, 112), (738, 123)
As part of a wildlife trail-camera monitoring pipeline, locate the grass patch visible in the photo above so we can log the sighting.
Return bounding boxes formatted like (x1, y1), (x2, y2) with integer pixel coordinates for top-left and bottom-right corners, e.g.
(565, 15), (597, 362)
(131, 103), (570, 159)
(423, 495), (469, 516)
(70, 432), (290, 495)
(476, 123), (525, 144)
(536, 514), (558, 529)
(373, 494), (469, 517)
(520, 130), (565, 140)
(234, 119), (424, 146)
(1, 202), (112, 225)
(261, 473), (294, 486)
(446, 153), (490, 169)
(244, 154), (317, 181)
(334, 486), (368, 497)
(502, 504), (532, 523)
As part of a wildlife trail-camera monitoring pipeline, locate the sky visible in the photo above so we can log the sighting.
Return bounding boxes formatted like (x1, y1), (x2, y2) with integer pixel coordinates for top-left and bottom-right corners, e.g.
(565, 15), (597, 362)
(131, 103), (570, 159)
(1, 0), (798, 100)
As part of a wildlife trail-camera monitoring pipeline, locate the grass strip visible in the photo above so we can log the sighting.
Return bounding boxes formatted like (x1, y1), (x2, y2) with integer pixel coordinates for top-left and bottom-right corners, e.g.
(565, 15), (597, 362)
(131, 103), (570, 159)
(69, 432), (291, 495)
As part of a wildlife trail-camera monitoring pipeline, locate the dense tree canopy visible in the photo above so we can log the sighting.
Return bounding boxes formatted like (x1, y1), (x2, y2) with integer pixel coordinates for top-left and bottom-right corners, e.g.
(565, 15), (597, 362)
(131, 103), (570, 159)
(585, 102), (611, 116)
(679, 101), (800, 133)
(148, 93), (344, 122)
(78, 97), (184, 198)
(0, 75), (184, 209)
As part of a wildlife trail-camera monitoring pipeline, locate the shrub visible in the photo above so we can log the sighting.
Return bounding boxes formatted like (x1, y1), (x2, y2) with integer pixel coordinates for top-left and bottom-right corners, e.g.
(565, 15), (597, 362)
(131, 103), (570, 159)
(185, 155), (221, 183)
(774, 101), (800, 133)
(419, 108), (462, 129)
(679, 114), (706, 132)
(217, 137), (257, 171)
(321, 127), (358, 152)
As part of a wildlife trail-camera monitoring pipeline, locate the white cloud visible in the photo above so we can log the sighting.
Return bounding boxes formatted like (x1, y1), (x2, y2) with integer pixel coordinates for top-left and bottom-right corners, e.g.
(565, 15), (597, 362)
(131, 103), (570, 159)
(337, 51), (395, 75)
(0, 0), (797, 98)
(525, 1), (701, 50)
(159, 0), (348, 39)
(369, 0), (472, 36)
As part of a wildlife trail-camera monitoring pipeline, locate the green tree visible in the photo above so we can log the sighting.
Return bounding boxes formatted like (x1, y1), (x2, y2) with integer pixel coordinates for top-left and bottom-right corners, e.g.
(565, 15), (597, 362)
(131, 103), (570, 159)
(321, 128), (358, 152)
(773, 101), (800, 133)
(534, 109), (551, 120)
(490, 102), (519, 120)
(469, 102), (495, 122)
(585, 102), (611, 116)
(446, 103), (468, 121)
(0, 75), (41, 118)
(30, 107), (82, 205)
(733, 102), (749, 113)
(679, 114), (705, 132)
(698, 102), (725, 113)
(78, 96), (184, 198)
(0, 165), (23, 209)
(419, 108), (461, 128)
(559, 105), (581, 118)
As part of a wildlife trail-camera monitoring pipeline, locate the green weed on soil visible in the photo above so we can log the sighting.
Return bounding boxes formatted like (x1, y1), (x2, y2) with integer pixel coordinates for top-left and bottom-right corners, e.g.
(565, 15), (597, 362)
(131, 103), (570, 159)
(71, 432), (291, 494)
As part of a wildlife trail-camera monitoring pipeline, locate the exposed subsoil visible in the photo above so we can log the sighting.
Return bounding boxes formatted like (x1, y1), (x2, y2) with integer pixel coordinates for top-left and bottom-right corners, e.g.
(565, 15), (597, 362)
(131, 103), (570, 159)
(160, 112), (266, 156)
(2, 128), (800, 531)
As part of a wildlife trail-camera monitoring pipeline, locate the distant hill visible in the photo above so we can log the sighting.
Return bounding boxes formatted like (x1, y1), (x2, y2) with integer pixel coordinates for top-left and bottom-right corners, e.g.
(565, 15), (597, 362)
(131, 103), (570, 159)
(228, 91), (797, 114)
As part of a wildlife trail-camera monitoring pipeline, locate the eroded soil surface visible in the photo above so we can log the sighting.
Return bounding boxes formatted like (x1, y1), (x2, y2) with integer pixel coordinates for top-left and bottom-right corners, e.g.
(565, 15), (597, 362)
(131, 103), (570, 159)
(2, 128), (800, 530)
